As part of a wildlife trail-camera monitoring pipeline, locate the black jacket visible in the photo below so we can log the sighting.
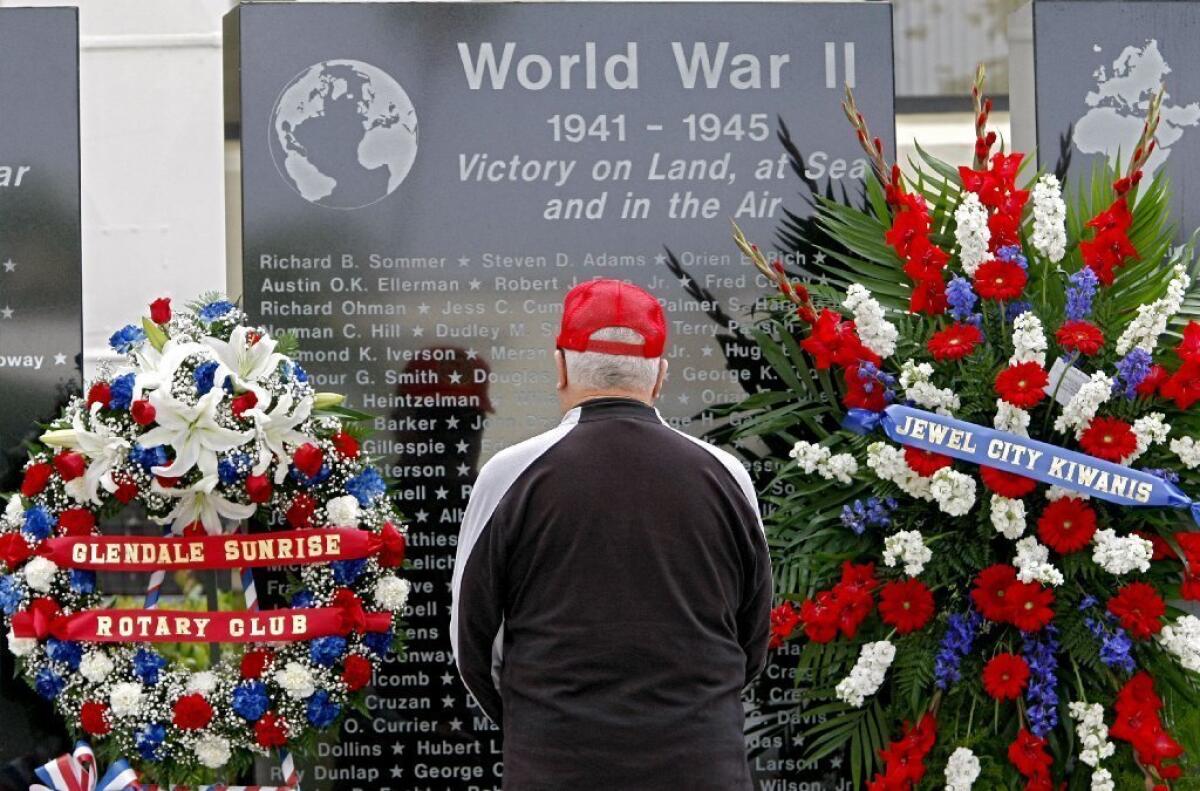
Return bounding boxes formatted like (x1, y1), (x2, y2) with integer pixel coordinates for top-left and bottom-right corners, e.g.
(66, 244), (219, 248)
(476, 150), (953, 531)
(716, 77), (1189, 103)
(451, 397), (772, 790)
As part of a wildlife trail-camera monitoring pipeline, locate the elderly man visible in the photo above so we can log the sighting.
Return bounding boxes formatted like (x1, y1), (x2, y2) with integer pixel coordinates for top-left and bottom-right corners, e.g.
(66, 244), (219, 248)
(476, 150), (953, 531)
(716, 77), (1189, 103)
(451, 278), (771, 790)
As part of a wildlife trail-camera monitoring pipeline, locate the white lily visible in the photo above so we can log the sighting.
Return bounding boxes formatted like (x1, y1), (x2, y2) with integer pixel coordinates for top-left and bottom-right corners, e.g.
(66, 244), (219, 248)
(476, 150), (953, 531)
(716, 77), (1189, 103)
(152, 474), (256, 535)
(203, 326), (283, 405)
(247, 393), (315, 484)
(136, 389), (252, 478)
(64, 406), (131, 504)
(132, 338), (205, 401)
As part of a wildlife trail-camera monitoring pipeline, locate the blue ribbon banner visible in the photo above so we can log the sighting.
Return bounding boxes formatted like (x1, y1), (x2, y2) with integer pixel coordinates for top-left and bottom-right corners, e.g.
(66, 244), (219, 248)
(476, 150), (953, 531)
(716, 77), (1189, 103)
(844, 404), (1200, 523)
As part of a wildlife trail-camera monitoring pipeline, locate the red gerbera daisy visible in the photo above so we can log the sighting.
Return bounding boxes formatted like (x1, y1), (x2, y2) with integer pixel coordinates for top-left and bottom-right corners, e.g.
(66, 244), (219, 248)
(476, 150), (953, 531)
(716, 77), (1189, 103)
(995, 362), (1049, 408)
(1006, 580), (1055, 632)
(877, 578), (935, 634)
(1079, 416), (1138, 463)
(1108, 581), (1165, 640)
(927, 323), (983, 361)
(974, 260), (1027, 300)
(904, 447), (952, 477)
(971, 564), (1018, 623)
(1036, 497), (1098, 554)
(982, 653), (1030, 701)
(1056, 320), (1105, 355)
(980, 466), (1038, 498)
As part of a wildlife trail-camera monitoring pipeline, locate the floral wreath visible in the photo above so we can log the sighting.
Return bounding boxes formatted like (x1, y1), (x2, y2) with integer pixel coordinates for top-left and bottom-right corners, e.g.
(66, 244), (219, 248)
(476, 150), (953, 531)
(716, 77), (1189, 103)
(0, 295), (409, 785)
(730, 68), (1200, 788)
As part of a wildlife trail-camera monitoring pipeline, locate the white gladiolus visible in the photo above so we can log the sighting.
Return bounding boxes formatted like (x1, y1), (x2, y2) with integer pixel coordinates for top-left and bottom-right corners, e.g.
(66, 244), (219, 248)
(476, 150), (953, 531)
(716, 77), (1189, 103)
(789, 441), (858, 484)
(1158, 614), (1200, 673)
(1014, 536), (1064, 586)
(990, 495), (1027, 540)
(1171, 436), (1200, 469)
(80, 651), (114, 683)
(1116, 264), (1190, 355)
(844, 284), (898, 359)
(835, 641), (895, 708)
(954, 192), (991, 277)
(1009, 312), (1048, 367)
(109, 682), (146, 718)
(882, 530), (932, 577)
(944, 747), (981, 791)
(1054, 372), (1114, 436)
(275, 661), (316, 699)
(930, 468), (977, 516)
(22, 556), (57, 592)
(1068, 701), (1115, 768)
(900, 360), (960, 415)
(1091, 529), (1153, 575)
(1031, 174), (1067, 263)
(194, 735), (232, 769)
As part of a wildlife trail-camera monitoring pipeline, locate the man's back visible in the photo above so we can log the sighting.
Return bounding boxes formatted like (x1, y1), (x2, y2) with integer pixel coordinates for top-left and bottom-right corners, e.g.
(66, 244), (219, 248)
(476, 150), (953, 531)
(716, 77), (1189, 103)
(452, 397), (772, 790)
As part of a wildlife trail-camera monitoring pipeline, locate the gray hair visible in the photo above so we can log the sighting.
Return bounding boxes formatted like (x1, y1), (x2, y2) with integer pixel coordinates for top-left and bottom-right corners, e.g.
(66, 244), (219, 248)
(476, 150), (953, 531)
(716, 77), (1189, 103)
(563, 326), (660, 392)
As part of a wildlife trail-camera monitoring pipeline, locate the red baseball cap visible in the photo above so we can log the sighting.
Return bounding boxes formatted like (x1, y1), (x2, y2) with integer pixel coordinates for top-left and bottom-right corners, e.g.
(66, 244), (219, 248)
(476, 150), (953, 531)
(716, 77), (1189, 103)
(556, 279), (667, 358)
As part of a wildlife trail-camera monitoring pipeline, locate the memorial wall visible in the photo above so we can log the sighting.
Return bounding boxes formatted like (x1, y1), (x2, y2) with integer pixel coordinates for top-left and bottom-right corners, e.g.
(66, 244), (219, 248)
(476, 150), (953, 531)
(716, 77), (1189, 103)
(0, 5), (82, 771)
(224, 3), (893, 787)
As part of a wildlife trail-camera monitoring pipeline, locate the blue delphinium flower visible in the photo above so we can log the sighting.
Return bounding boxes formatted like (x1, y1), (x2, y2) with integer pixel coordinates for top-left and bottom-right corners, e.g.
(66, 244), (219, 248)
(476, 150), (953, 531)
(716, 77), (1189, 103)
(345, 468), (386, 507)
(306, 690), (341, 727)
(0, 575), (23, 615)
(1022, 626), (1060, 737)
(1006, 301), (1033, 321)
(129, 444), (168, 472)
(1115, 348), (1152, 400)
(232, 680), (270, 720)
(45, 637), (82, 670)
(934, 608), (982, 690)
(69, 569), (96, 594)
(332, 558), (367, 585)
(133, 648), (167, 685)
(364, 627), (393, 657)
(1065, 267), (1099, 321)
(997, 245), (1028, 269)
(198, 300), (235, 324)
(1084, 612), (1137, 673)
(291, 589), (315, 608)
(193, 360), (220, 396)
(946, 276), (979, 323)
(109, 372), (136, 410)
(34, 667), (64, 699)
(310, 635), (348, 667)
(1141, 467), (1180, 485)
(136, 723), (166, 761)
(856, 362), (896, 403)
(22, 505), (56, 540)
(839, 497), (898, 535)
(109, 324), (146, 354)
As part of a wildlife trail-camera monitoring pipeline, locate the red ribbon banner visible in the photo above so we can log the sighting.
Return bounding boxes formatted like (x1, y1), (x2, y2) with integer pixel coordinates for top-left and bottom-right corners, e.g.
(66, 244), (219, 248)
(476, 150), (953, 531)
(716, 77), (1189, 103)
(36, 528), (383, 572)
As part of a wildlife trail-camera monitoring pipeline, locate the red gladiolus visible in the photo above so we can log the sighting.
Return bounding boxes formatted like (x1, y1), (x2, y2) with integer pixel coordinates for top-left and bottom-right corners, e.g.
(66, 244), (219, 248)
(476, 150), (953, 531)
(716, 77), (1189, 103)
(172, 693), (214, 730)
(842, 365), (888, 412)
(1176, 533), (1200, 599)
(1108, 581), (1165, 639)
(245, 474), (273, 504)
(988, 209), (1023, 250)
(1110, 672), (1183, 780)
(1008, 728), (1052, 779)
(1175, 321), (1200, 363)
(798, 562), (879, 643)
(971, 564), (1018, 623)
(0, 533), (33, 569)
(885, 204), (931, 258)
(80, 701), (111, 736)
(343, 654), (372, 691)
(286, 493), (317, 529)
(254, 711), (289, 748)
(866, 713), (937, 791)
(979, 466), (1038, 498)
(1162, 360), (1200, 409)
(1006, 581), (1055, 632)
(1078, 417), (1138, 463)
(332, 431), (360, 459)
(20, 462), (53, 496)
(1081, 229), (1138, 285)
(1137, 364), (1169, 398)
(1140, 530), (1176, 562)
(798, 592), (840, 644)
(86, 382), (111, 409)
(1036, 497), (1097, 554)
(292, 443), (324, 477)
(903, 237), (950, 315)
(53, 451), (86, 481)
(903, 447), (951, 477)
(230, 391), (258, 418)
(995, 362), (1049, 409)
(927, 323), (982, 361)
(1055, 320), (1105, 355)
(241, 649), (273, 679)
(800, 309), (880, 370)
(58, 508), (96, 537)
(877, 579), (934, 634)
(130, 399), (156, 426)
(982, 653), (1030, 700)
(974, 260), (1027, 300)
(149, 297), (171, 324)
(769, 602), (801, 648)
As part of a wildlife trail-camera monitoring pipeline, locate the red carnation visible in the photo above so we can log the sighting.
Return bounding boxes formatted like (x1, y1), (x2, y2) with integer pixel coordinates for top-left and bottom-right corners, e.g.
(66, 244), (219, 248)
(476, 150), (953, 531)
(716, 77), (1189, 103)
(974, 260), (1027, 300)
(230, 391), (258, 419)
(0, 533), (33, 569)
(332, 431), (360, 459)
(927, 323), (982, 361)
(877, 579), (934, 634)
(1108, 581), (1165, 640)
(58, 508), (96, 537)
(1079, 417), (1138, 463)
(343, 654), (372, 692)
(1006, 581), (1055, 632)
(21, 462), (53, 497)
(971, 564), (1018, 623)
(769, 601), (801, 648)
(113, 476), (138, 504)
(172, 693), (214, 730)
(241, 648), (273, 679)
(995, 362), (1049, 409)
(286, 493), (317, 529)
(1008, 728), (1052, 778)
(53, 451), (86, 482)
(86, 382), (112, 410)
(904, 447), (952, 477)
(1161, 361), (1200, 409)
(979, 466), (1037, 498)
(982, 653), (1030, 700)
(254, 711), (289, 748)
(244, 473), (273, 504)
(1036, 497), (1097, 554)
(842, 365), (887, 412)
(292, 443), (325, 477)
(149, 297), (172, 324)
(130, 399), (156, 426)
(1055, 320), (1105, 355)
(80, 700), (111, 736)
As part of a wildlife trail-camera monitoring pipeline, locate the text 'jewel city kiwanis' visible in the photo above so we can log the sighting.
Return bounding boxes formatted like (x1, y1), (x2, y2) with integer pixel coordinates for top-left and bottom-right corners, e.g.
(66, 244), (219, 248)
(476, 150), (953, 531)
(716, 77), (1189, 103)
(0, 296), (410, 787)
(731, 66), (1200, 788)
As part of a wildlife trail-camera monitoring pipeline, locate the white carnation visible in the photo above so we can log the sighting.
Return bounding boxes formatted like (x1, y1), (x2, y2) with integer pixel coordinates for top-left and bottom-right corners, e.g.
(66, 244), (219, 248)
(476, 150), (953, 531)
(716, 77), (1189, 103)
(6, 628), (35, 657)
(1068, 701), (1115, 768)
(1116, 263), (1189, 355)
(954, 192), (991, 277)
(186, 670), (218, 694)
(374, 575), (411, 611)
(22, 556), (57, 592)
(109, 681), (146, 718)
(194, 735), (231, 769)
(1014, 536), (1064, 586)
(1009, 312), (1047, 367)
(882, 530), (931, 577)
(325, 494), (360, 527)
(930, 468), (976, 516)
(79, 651), (114, 683)
(1054, 372), (1114, 436)
(835, 640), (895, 708)
(945, 746), (981, 791)
(1031, 174), (1067, 263)
(1171, 436), (1200, 470)
(990, 495), (1026, 540)
(844, 284), (897, 359)
(994, 399), (1031, 437)
(900, 360), (960, 415)
(1158, 614), (1200, 673)
(1091, 529), (1153, 576)
(275, 661), (316, 699)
